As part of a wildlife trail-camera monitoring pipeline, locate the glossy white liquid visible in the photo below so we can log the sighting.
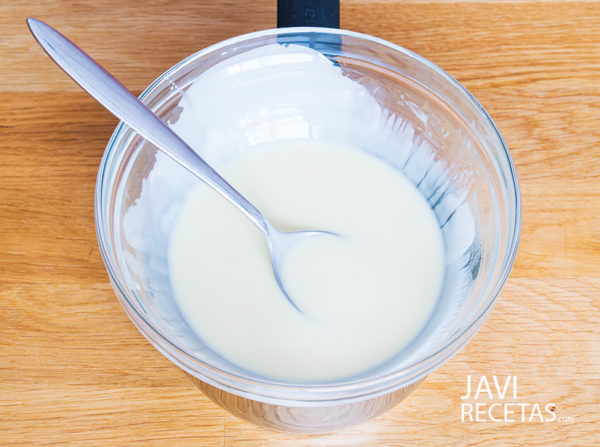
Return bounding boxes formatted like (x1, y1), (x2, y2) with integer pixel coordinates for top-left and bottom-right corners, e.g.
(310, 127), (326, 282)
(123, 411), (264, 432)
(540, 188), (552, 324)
(168, 139), (444, 381)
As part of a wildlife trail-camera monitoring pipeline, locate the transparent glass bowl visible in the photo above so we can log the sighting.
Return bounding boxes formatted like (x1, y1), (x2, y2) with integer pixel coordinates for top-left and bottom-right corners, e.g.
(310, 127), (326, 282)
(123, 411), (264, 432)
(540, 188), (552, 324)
(95, 28), (520, 433)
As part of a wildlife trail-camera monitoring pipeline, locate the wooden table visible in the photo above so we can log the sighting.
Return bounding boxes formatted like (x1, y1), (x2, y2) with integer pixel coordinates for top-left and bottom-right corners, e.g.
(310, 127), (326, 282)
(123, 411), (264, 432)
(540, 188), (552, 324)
(1, 1), (598, 445)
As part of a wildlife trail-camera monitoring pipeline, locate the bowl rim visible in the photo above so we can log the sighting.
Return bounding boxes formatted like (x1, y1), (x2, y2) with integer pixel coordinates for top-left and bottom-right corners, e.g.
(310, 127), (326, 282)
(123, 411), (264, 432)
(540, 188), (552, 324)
(95, 26), (522, 405)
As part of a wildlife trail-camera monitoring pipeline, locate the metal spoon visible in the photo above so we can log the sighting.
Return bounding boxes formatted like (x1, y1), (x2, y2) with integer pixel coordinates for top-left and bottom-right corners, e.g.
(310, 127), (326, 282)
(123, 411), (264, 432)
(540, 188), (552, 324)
(27, 17), (334, 313)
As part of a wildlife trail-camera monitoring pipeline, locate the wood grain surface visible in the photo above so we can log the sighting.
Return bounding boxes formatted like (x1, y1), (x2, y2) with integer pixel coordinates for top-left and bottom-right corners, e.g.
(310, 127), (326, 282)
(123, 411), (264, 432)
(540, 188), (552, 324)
(1, 1), (598, 445)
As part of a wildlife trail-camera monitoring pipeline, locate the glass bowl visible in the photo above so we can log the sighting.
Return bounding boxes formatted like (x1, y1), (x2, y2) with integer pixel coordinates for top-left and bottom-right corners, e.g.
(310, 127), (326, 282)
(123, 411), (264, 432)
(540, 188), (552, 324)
(95, 27), (520, 433)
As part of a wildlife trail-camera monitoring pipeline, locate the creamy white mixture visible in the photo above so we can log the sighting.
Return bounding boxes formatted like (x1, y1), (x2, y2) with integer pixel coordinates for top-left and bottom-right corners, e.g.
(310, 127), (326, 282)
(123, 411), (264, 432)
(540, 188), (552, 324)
(168, 140), (444, 381)
(164, 43), (445, 382)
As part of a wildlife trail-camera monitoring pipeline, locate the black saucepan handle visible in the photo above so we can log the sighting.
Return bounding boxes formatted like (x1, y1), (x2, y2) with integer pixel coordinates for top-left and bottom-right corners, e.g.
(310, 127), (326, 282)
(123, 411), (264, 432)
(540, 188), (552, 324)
(277, 0), (340, 28)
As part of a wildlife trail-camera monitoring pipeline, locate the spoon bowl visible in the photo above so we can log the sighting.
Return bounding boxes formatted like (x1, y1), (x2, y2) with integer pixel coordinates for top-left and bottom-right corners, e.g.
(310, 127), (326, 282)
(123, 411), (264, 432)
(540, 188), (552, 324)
(268, 229), (337, 312)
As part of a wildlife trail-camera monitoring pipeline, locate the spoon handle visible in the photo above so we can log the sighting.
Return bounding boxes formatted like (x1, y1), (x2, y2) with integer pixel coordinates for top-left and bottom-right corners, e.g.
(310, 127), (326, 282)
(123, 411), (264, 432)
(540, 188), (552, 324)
(27, 17), (271, 238)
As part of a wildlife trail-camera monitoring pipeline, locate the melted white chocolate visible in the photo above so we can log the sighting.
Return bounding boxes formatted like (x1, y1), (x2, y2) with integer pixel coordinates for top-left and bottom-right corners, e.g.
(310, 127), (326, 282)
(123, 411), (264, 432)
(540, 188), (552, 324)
(169, 140), (444, 381)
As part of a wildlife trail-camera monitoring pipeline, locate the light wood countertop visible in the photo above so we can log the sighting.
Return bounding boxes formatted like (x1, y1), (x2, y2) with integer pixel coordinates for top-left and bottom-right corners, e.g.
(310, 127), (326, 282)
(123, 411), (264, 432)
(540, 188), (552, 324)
(1, 1), (598, 445)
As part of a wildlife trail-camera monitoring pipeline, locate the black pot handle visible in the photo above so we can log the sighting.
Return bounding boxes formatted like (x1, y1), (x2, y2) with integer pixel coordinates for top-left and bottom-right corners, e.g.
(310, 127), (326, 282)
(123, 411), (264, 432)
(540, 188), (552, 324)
(277, 0), (340, 28)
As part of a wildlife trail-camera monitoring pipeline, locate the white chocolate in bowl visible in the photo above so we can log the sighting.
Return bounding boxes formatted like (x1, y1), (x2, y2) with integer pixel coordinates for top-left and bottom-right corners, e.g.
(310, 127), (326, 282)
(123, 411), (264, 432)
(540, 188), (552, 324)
(122, 42), (470, 382)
